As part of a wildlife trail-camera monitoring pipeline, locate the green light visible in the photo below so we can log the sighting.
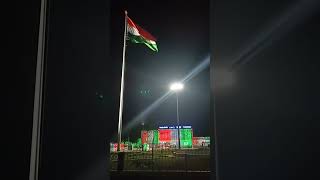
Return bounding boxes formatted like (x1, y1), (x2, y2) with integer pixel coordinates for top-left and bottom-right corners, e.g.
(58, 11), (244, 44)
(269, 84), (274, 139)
(179, 129), (193, 148)
(143, 144), (149, 151)
(153, 130), (159, 144)
(137, 138), (141, 146)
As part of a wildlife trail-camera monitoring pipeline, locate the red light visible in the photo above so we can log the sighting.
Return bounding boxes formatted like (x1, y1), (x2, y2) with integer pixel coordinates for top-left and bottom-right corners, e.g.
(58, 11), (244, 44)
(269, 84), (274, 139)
(159, 129), (172, 142)
(141, 131), (148, 144)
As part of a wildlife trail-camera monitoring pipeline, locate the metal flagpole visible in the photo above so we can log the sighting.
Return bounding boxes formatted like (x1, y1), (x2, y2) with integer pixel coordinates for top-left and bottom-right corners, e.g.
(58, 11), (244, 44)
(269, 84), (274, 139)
(29, 0), (48, 179)
(117, 10), (128, 151)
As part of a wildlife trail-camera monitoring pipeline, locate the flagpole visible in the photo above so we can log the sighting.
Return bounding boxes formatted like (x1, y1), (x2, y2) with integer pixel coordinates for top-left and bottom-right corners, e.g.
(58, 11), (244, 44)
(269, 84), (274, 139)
(117, 10), (128, 151)
(29, 0), (48, 179)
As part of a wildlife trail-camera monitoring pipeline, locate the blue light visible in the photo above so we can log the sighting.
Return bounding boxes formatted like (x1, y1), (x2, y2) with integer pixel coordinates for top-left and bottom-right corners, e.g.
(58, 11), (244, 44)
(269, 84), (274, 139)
(158, 125), (192, 129)
(158, 126), (168, 129)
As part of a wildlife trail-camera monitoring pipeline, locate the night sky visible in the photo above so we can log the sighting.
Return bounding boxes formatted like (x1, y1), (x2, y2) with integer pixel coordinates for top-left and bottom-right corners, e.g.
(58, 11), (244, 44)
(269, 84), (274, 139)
(5, 0), (320, 180)
(111, 0), (209, 140)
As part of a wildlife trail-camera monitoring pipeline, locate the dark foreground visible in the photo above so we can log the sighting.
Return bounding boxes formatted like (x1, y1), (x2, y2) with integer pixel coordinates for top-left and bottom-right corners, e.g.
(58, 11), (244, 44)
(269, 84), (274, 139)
(110, 148), (210, 171)
(110, 170), (211, 180)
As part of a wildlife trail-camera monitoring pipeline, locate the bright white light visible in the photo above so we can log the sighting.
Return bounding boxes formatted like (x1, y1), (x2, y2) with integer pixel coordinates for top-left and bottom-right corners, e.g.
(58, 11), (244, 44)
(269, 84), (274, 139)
(170, 82), (184, 91)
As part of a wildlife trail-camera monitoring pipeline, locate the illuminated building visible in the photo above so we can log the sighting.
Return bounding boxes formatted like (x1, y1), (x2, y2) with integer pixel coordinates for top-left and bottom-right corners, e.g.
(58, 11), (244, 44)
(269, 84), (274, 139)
(110, 125), (210, 152)
(142, 125), (193, 149)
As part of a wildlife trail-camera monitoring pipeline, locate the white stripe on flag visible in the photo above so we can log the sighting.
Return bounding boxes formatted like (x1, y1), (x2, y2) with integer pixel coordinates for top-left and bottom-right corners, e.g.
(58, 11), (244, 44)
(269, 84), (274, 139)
(127, 25), (140, 36)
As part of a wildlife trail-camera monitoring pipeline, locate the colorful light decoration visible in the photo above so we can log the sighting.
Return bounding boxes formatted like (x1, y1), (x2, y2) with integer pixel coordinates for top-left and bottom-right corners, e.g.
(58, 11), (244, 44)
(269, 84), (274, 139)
(159, 129), (171, 143)
(141, 131), (148, 144)
(137, 126), (212, 149)
(111, 125), (208, 152)
(179, 129), (193, 148)
(153, 130), (159, 144)
(157, 125), (193, 148)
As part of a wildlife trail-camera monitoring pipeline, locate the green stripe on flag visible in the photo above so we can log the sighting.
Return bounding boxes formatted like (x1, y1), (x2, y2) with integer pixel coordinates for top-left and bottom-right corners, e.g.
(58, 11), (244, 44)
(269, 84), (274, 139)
(128, 34), (158, 52)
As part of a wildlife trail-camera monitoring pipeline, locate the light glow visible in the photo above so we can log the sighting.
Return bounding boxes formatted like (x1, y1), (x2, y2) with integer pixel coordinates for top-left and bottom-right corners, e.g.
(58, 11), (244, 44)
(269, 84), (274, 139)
(169, 82), (184, 91)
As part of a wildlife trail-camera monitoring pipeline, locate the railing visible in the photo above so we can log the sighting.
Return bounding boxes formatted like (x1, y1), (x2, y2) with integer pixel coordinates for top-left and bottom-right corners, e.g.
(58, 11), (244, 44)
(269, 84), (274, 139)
(110, 147), (210, 171)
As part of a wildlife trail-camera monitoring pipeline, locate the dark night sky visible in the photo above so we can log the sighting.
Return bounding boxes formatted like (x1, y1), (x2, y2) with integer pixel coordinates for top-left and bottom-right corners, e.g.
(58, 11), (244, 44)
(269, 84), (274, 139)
(111, 0), (209, 139)
(5, 0), (320, 180)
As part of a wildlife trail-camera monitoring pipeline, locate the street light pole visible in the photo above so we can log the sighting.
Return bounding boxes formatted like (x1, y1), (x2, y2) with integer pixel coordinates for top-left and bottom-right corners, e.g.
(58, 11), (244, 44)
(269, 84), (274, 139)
(170, 82), (184, 150)
(176, 92), (181, 149)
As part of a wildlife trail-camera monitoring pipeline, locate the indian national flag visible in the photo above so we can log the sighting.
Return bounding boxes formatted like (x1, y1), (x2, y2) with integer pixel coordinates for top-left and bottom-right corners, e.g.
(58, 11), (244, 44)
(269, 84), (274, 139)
(126, 16), (158, 52)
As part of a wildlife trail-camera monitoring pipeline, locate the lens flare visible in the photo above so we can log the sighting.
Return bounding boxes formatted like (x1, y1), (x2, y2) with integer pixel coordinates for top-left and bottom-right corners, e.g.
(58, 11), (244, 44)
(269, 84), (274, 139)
(120, 55), (210, 135)
(230, 1), (320, 71)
